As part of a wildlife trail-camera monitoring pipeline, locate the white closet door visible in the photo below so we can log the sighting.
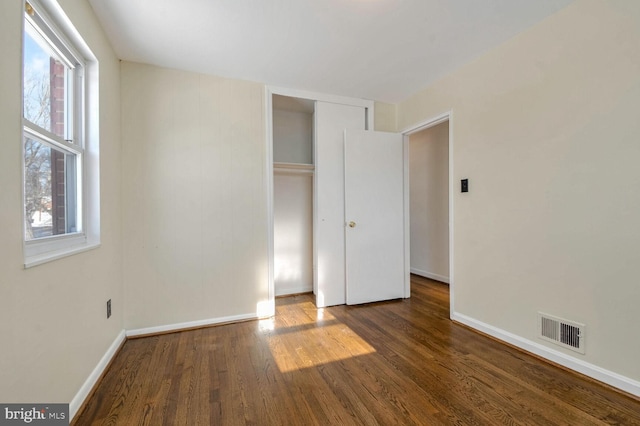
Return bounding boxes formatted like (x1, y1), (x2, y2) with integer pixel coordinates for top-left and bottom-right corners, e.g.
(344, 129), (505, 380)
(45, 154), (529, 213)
(344, 129), (405, 305)
(314, 102), (365, 307)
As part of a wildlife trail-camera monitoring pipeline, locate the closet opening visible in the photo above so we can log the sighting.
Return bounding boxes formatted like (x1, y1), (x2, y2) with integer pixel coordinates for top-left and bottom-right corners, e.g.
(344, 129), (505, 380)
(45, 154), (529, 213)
(272, 95), (315, 297)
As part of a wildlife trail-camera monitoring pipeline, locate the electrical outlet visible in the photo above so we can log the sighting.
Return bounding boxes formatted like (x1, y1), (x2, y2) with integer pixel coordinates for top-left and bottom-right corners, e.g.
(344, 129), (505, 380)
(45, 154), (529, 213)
(107, 299), (112, 319)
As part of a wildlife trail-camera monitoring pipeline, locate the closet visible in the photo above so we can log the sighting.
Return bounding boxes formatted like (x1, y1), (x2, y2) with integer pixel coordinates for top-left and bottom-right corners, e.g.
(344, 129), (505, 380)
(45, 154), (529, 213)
(271, 94), (369, 303)
(270, 90), (401, 308)
(272, 95), (314, 296)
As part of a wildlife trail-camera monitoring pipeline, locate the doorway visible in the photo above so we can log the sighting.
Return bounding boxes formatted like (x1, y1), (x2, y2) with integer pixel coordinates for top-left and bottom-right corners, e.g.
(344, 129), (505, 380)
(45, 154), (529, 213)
(409, 121), (450, 284)
(402, 112), (453, 314)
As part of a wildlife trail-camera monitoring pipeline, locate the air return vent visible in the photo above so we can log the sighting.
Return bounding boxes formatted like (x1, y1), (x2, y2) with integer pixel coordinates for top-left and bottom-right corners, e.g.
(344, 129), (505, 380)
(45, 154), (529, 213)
(537, 312), (585, 354)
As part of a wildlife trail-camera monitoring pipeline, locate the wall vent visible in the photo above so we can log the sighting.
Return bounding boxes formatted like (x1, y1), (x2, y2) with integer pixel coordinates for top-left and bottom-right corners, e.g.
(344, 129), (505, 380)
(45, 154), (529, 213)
(537, 312), (585, 354)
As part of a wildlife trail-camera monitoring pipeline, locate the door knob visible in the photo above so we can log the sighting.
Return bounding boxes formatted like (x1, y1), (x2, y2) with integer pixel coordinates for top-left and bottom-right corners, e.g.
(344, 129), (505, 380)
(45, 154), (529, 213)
(348, 221), (356, 228)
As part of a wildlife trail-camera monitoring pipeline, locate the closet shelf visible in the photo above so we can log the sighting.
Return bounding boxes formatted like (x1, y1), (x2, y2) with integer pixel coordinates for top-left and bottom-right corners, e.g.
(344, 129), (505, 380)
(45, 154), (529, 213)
(274, 162), (315, 175)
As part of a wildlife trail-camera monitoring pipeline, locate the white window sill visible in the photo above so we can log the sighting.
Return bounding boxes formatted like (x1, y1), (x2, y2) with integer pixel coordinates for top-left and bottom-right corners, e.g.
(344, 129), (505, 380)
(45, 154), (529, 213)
(24, 239), (101, 268)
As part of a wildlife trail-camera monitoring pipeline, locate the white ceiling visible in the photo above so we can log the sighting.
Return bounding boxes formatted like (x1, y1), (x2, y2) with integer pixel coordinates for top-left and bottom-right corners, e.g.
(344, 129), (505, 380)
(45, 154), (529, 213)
(88, 0), (573, 103)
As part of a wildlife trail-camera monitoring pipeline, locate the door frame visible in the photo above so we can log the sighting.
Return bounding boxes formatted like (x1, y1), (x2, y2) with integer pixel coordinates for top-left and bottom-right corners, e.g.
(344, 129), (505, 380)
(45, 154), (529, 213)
(401, 111), (454, 316)
(264, 86), (374, 315)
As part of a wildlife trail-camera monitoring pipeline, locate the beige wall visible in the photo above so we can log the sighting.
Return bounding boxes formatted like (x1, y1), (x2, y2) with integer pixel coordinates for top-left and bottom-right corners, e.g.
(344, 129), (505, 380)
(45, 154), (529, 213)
(121, 62), (268, 329)
(374, 101), (397, 132)
(398, 0), (640, 381)
(0, 0), (122, 404)
(409, 122), (449, 282)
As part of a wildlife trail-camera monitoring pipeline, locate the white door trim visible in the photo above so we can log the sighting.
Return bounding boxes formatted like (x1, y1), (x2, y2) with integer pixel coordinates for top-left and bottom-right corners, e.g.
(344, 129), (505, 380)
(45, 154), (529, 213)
(264, 90), (276, 316)
(401, 110), (454, 316)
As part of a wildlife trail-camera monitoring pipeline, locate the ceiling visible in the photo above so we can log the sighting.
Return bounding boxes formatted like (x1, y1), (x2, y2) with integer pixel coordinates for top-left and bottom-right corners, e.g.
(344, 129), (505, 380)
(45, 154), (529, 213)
(88, 0), (573, 103)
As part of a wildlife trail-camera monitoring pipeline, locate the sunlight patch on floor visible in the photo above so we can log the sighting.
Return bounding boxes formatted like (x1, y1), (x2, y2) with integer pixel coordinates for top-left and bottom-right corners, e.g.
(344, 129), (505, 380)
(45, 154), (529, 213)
(277, 301), (338, 326)
(268, 323), (376, 373)
(258, 318), (275, 332)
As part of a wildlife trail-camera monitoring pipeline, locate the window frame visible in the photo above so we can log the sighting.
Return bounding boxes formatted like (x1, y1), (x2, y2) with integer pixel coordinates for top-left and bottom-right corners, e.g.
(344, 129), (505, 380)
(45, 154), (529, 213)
(22, 0), (100, 268)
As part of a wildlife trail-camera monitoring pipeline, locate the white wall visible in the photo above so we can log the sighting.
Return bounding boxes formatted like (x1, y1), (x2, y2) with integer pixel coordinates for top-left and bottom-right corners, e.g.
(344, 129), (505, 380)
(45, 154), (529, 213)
(398, 0), (640, 385)
(0, 0), (123, 404)
(409, 122), (449, 282)
(273, 109), (313, 164)
(121, 62), (268, 329)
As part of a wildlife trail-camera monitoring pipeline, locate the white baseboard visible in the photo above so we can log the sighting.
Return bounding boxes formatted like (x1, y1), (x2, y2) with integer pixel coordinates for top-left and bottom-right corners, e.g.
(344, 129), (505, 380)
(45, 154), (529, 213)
(126, 312), (258, 338)
(70, 329), (126, 420)
(275, 284), (313, 297)
(410, 268), (450, 284)
(451, 312), (640, 398)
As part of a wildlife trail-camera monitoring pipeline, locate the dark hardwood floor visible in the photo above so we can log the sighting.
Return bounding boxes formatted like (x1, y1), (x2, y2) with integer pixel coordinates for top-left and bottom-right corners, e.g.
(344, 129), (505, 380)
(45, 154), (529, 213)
(74, 276), (640, 425)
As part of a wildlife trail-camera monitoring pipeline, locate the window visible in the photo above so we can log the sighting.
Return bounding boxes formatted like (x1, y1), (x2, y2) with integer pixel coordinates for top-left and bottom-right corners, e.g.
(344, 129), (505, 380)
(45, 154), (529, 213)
(22, 1), (99, 267)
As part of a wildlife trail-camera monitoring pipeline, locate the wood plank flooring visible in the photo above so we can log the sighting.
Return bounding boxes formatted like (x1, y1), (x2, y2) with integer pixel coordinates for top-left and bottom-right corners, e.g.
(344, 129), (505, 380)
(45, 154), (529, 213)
(74, 276), (640, 425)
